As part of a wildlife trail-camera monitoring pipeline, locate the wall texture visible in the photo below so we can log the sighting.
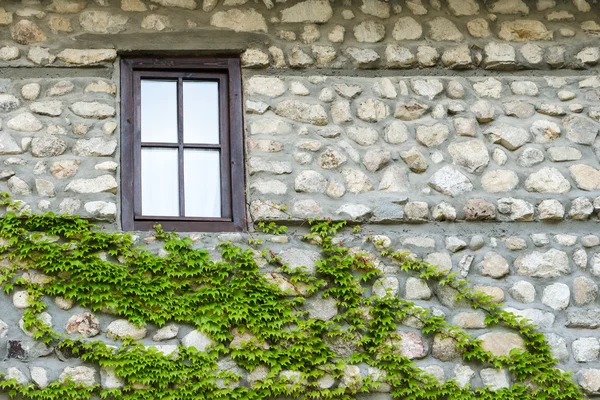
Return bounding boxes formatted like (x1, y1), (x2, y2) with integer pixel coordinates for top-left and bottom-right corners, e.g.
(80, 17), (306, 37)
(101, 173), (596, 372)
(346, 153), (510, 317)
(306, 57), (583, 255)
(0, 0), (599, 397)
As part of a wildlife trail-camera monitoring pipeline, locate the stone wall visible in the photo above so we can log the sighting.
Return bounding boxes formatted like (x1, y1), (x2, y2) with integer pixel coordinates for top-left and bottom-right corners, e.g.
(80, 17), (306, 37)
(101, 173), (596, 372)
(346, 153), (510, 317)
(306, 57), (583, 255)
(0, 0), (599, 397)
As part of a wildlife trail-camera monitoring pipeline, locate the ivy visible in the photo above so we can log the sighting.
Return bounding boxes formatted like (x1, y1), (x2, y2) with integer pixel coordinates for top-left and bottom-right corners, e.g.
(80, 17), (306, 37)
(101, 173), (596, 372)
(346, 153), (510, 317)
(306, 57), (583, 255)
(0, 194), (585, 400)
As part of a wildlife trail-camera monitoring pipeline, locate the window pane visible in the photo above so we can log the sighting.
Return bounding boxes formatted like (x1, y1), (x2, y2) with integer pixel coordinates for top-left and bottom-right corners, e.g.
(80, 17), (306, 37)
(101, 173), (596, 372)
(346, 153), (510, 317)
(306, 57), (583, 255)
(141, 148), (179, 216)
(184, 149), (221, 217)
(183, 81), (220, 144)
(141, 80), (178, 143)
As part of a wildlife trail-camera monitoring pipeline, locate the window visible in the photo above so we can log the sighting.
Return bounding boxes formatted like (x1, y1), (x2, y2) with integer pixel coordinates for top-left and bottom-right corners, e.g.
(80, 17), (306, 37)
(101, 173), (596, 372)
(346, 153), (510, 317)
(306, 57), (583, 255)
(120, 57), (245, 232)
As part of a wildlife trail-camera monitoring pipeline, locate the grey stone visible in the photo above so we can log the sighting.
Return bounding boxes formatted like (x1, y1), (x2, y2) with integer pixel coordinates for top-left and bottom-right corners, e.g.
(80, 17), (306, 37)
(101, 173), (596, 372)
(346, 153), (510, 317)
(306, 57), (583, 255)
(567, 309), (600, 329)
(404, 278), (431, 300)
(275, 100), (327, 126)
(563, 115), (599, 145)
(279, 248), (320, 274)
(8, 113), (43, 132)
(504, 100), (535, 119)
(515, 249), (570, 278)
(454, 365), (474, 388)
(372, 277), (399, 298)
(525, 167), (571, 194)
(308, 297), (337, 321)
(404, 201), (429, 222)
(485, 124), (530, 150)
(65, 175), (117, 194)
(573, 338), (600, 362)
(569, 197), (594, 220)
(428, 166), (473, 197)
(518, 147), (544, 167)
(378, 165), (409, 192)
(448, 139), (489, 173)
(541, 283), (570, 310)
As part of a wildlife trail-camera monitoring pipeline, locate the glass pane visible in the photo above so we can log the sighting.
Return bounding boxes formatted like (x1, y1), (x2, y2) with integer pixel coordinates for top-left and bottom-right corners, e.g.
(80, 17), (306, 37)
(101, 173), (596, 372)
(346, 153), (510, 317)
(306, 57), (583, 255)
(141, 80), (178, 143)
(141, 148), (179, 216)
(183, 81), (220, 144)
(184, 149), (221, 217)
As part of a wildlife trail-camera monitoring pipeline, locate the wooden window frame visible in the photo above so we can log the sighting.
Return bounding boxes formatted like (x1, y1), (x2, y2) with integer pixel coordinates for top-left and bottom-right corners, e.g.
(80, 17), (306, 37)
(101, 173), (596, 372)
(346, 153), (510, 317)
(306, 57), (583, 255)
(120, 57), (246, 232)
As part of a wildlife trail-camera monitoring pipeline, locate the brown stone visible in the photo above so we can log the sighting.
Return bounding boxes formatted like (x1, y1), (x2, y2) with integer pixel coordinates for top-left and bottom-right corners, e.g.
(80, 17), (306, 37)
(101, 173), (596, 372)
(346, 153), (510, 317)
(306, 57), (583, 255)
(479, 332), (525, 357)
(463, 199), (496, 221)
(11, 20), (47, 45)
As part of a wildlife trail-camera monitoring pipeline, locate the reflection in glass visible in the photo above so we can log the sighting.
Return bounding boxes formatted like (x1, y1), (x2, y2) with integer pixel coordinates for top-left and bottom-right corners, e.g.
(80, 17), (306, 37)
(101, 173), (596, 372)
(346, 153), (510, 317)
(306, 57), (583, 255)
(141, 148), (179, 216)
(141, 80), (178, 143)
(183, 81), (220, 144)
(184, 149), (221, 217)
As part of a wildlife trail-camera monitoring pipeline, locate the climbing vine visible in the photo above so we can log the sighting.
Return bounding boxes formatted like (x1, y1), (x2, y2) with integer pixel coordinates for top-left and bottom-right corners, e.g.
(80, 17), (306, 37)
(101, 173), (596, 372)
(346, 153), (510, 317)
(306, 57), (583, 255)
(0, 194), (585, 399)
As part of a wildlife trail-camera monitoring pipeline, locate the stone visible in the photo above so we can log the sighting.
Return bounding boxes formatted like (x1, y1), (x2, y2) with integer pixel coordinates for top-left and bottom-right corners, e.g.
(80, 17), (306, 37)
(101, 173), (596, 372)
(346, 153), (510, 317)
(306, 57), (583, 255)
(295, 170), (327, 193)
(56, 49), (117, 65)
(106, 319), (146, 340)
(392, 17), (422, 40)
(30, 366), (48, 389)
(417, 46), (439, 67)
(27, 47), (56, 65)
(378, 165), (409, 192)
(537, 199), (564, 220)
(583, 235), (600, 248)
(372, 78), (397, 99)
(446, 237), (467, 253)
(84, 201), (117, 220)
(426, 17), (463, 42)
(347, 126), (379, 146)
(249, 119), (291, 136)
(334, 84), (363, 99)
(248, 158), (292, 175)
(246, 77), (286, 98)
(480, 252), (509, 279)
(473, 78), (502, 98)
(404, 201), (429, 222)
(573, 338), (600, 362)
(577, 47), (600, 65)
(372, 277), (399, 298)
(71, 102), (115, 119)
(279, 248), (320, 274)
(210, 9), (267, 33)
(65, 175), (118, 194)
(447, 0), (479, 15)
(486, 124), (531, 150)
(568, 309), (600, 328)
(280, 0), (333, 23)
(563, 115), (599, 145)
(537, 103), (565, 117)
(30, 101), (62, 117)
(400, 147), (427, 173)
(73, 138), (117, 157)
(424, 252), (452, 273)
(343, 168), (373, 193)
(446, 81), (465, 99)
(463, 199), (496, 221)
(394, 101), (429, 120)
(360, 0), (389, 18)
(574, 277), (598, 305)
(467, 18), (489, 38)
(404, 278), (431, 300)
(363, 148), (390, 172)
(541, 283), (570, 310)
(498, 198), (534, 221)
(275, 100), (327, 126)
(308, 297), (337, 321)
(335, 204), (371, 219)
(416, 124), (449, 147)
(577, 369), (600, 394)
(150, 0), (196, 8)
(8, 113), (43, 132)
(11, 20), (47, 45)
(59, 367), (96, 386)
(454, 365), (475, 388)
(481, 170), (519, 193)
(30, 136), (66, 158)
(487, 0), (529, 14)
(0, 46), (19, 61)
(518, 147), (544, 167)
(485, 43), (516, 69)
(448, 140), (489, 173)
(546, 46), (566, 68)
(353, 20), (385, 43)
(8, 177), (32, 196)
(6, 368), (28, 385)
(515, 249), (570, 278)
(312, 46), (336, 67)
(530, 120), (561, 143)
(498, 19), (553, 41)
(122, 0), (148, 11)
(480, 369), (509, 391)
(503, 100), (535, 119)
(388, 331), (427, 359)
(470, 100), (495, 123)
(410, 79), (443, 100)
(569, 197), (594, 220)
(479, 332), (525, 357)
(79, 11), (128, 34)
(0, 132), (23, 155)
(65, 312), (101, 337)
(35, 179), (55, 197)
(432, 335), (461, 361)
(453, 311), (486, 329)
(357, 98), (389, 122)
(241, 49), (269, 68)
(441, 45), (472, 69)
(428, 166), (473, 197)
(524, 167), (571, 194)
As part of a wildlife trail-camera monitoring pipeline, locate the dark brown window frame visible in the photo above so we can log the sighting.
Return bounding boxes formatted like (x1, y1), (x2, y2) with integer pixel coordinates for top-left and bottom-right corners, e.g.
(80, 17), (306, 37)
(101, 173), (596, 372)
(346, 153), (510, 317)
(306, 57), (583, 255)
(120, 57), (245, 232)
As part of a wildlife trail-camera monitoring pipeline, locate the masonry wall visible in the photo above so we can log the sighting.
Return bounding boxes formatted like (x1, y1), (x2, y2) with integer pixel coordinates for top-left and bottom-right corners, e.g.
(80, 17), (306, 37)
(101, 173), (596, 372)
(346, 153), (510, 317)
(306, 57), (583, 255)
(0, 0), (599, 397)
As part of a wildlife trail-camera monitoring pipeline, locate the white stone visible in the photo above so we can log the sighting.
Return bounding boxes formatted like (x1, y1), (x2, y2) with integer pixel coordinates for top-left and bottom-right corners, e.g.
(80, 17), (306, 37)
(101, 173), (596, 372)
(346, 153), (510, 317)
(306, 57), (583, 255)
(541, 283), (570, 310)
(428, 166), (473, 197)
(524, 167), (571, 194)
(59, 367), (96, 386)
(515, 249), (570, 278)
(7, 112), (43, 132)
(65, 175), (117, 194)
(106, 319), (147, 340)
(510, 281), (536, 303)
(211, 9), (267, 33)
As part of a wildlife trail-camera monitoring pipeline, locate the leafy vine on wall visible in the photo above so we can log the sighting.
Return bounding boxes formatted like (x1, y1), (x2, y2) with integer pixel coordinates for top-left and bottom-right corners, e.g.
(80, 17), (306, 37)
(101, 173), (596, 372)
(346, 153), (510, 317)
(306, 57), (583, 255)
(0, 194), (585, 399)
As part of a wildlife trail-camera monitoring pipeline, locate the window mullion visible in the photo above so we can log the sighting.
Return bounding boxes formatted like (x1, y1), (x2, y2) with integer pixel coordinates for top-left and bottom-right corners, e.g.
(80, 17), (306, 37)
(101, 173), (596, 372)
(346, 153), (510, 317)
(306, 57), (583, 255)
(177, 77), (185, 218)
